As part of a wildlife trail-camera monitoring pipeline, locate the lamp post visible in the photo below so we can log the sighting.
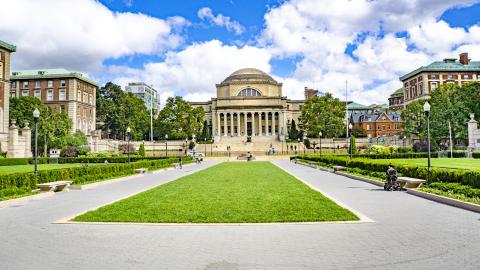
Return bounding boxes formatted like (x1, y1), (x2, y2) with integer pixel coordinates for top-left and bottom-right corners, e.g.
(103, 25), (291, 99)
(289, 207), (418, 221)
(303, 134), (307, 155)
(204, 137), (207, 157)
(33, 108), (40, 175)
(348, 123), (353, 160)
(403, 136), (407, 148)
(424, 101), (431, 181)
(126, 127), (131, 163)
(165, 134), (168, 157)
(297, 138), (300, 155)
(319, 131), (322, 156)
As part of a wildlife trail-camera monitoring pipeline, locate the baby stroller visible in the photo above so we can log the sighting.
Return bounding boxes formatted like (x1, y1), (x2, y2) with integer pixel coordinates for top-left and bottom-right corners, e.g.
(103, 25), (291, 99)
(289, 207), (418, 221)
(384, 164), (401, 191)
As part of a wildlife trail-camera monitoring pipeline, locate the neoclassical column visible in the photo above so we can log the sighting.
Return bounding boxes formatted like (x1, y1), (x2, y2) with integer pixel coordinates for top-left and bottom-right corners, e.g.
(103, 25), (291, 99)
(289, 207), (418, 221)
(279, 110), (285, 135)
(230, 112), (234, 136)
(251, 112), (255, 136)
(237, 112), (241, 136)
(217, 112), (221, 136)
(259, 112), (263, 136)
(223, 112), (228, 136)
(272, 111), (276, 136)
(265, 112), (269, 136)
(244, 112), (248, 136)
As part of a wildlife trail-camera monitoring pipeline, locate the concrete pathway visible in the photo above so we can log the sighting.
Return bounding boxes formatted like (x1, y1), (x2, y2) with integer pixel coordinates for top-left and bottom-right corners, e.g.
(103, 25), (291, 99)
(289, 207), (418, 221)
(0, 160), (478, 270)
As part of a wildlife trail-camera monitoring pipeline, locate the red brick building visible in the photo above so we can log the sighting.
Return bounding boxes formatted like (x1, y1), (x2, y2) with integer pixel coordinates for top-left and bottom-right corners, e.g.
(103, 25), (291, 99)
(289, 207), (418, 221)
(350, 111), (402, 138)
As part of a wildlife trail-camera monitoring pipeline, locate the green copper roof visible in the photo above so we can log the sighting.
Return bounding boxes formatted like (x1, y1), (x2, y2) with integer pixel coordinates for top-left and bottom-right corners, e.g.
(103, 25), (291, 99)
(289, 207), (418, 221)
(11, 68), (98, 86)
(393, 88), (403, 94)
(347, 102), (369, 110)
(400, 60), (480, 81)
(0, 40), (16, 52)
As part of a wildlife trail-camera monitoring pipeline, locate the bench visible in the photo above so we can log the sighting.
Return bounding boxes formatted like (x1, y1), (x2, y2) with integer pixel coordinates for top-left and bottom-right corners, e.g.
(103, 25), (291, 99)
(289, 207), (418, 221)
(37, 181), (73, 192)
(333, 166), (347, 172)
(134, 168), (148, 174)
(397, 177), (426, 189)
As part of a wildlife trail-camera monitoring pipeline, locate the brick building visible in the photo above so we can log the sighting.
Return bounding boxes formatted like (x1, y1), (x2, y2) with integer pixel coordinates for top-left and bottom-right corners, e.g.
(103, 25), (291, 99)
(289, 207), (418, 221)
(10, 69), (97, 134)
(400, 53), (480, 105)
(0, 40), (16, 151)
(388, 88), (404, 111)
(350, 111), (402, 138)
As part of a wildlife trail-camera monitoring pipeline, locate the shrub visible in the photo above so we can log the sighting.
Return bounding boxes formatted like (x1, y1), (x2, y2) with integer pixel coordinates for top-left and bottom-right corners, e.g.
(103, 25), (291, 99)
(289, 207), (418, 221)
(304, 138), (311, 148)
(188, 141), (195, 150)
(119, 144), (136, 155)
(427, 182), (480, 198)
(350, 136), (357, 154)
(413, 141), (435, 152)
(139, 144), (146, 157)
(61, 146), (80, 157)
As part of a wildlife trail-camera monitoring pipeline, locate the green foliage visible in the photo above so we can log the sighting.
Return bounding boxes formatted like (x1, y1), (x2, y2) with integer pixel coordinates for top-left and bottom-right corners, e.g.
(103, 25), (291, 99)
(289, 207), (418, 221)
(61, 146), (80, 157)
(350, 136), (357, 154)
(351, 125), (367, 137)
(288, 120), (301, 140)
(198, 120), (211, 141)
(96, 82), (150, 140)
(154, 96), (205, 140)
(188, 141), (195, 150)
(298, 155), (480, 188)
(0, 156), (172, 166)
(9, 96), (43, 127)
(303, 138), (310, 148)
(426, 182), (480, 199)
(299, 93), (346, 138)
(401, 100), (427, 139)
(139, 144), (146, 157)
(52, 130), (88, 150)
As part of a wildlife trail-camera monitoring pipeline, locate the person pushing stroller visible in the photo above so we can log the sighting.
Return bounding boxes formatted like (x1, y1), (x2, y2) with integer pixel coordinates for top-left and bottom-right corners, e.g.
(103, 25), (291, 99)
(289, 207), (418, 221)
(384, 163), (401, 191)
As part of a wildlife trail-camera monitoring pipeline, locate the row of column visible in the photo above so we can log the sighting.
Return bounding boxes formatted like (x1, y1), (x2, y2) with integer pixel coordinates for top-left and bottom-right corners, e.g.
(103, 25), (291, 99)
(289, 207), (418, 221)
(214, 111), (285, 137)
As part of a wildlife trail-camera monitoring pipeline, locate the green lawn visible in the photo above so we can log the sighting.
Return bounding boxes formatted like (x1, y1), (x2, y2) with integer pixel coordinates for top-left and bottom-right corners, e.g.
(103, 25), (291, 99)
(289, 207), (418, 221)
(74, 162), (358, 223)
(0, 163), (103, 175)
(380, 158), (480, 170)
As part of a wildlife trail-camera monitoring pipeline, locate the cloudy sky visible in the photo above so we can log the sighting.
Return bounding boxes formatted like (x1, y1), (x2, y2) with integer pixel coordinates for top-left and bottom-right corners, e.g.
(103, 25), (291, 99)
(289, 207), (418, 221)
(1, 0), (480, 105)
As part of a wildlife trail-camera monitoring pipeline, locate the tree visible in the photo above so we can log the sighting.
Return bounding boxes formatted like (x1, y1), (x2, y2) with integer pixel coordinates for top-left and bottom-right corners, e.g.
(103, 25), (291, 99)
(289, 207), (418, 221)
(199, 120), (210, 142)
(351, 125), (367, 137)
(288, 120), (300, 140)
(154, 96), (205, 140)
(401, 100), (427, 140)
(299, 93), (346, 138)
(96, 82), (150, 140)
(350, 136), (357, 155)
(139, 143), (146, 157)
(429, 83), (458, 144)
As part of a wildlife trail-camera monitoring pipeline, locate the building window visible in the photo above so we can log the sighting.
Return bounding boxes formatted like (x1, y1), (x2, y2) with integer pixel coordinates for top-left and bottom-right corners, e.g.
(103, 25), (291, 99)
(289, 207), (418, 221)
(47, 89), (53, 101)
(23, 81), (29, 88)
(35, 81), (41, 88)
(11, 82), (16, 89)
(34, 89), (41, 99)
(47, 80), (53, 88)
(22, 89), (29, 97)
(59, 89), (66, 100)
(431, 82), (438, 91)
(60, 80), (66, 87)
(238, 88), (261, 97)
(419, 83), (423, 95)
(83, 92), (88, 102)
(448, 73), (452, 80)
(78, 90), (81, 101)
(367, 125), (370, 130)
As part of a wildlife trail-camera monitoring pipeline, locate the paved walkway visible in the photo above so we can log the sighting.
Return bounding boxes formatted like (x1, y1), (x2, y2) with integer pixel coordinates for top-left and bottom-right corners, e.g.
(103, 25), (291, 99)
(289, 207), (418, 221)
(0, 160), (479, 269)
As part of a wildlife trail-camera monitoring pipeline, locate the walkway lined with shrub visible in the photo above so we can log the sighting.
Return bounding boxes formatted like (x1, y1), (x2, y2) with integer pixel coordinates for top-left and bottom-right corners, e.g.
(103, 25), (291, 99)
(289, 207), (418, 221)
(0, 160), (479, 269)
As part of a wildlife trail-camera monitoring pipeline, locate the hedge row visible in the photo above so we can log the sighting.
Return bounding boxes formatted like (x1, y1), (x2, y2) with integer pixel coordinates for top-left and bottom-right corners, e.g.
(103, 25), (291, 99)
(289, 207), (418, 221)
(0, 156), (171, 166)
(330, 151), (470, 159)
(0, 157), (190, 198)
(297, 155), (480, 189)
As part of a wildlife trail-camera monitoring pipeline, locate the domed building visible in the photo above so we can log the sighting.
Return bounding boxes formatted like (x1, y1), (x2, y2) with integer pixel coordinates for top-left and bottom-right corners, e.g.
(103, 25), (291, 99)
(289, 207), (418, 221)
(190, 68), (306, 145)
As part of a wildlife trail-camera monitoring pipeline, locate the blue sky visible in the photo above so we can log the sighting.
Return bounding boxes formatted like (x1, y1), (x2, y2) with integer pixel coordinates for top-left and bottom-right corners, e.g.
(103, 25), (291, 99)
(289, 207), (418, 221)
(2, 0), (480, 104)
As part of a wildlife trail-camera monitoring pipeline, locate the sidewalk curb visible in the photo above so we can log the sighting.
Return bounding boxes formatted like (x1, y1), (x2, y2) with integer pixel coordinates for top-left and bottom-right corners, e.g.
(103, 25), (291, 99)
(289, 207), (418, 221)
(406, 188), (480, 214)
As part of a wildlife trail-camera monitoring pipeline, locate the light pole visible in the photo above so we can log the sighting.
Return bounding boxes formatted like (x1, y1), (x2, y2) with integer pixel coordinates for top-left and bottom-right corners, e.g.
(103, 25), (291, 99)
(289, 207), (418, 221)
(33, 108), (40, 176)
(165, 134), (168, 157)
(319, 131), (322, 156)
(424, 101), (431, 181)
(126, 127), (131, 163)
(297, 138), (300, 155)
(403, 136), (407, 148)
(303, 134), (307, 155)
(204, 137), (207, 157)
(348, 123), (353, 160)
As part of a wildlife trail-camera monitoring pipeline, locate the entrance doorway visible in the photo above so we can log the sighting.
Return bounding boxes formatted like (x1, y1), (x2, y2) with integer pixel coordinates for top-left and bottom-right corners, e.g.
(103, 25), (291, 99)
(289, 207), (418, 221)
(247, 122), (252, 136)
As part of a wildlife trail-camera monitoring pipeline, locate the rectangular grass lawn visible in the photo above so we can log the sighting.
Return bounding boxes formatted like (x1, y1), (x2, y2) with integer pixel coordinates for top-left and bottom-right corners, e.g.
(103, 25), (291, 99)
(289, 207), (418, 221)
(74, 162), (358, 223)
(0, 163), (104, 175)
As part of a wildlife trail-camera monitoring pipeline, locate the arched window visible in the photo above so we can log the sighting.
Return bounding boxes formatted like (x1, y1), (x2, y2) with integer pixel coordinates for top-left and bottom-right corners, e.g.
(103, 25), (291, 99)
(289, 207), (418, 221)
(238, 88), (261, 97)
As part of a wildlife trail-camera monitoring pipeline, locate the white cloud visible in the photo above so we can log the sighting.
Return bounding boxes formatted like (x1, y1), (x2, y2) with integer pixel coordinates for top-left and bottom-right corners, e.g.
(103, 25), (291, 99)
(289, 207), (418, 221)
(111, 40), (272, 102)
(198, 7), (245, 35)
(0, 0), (187, 72)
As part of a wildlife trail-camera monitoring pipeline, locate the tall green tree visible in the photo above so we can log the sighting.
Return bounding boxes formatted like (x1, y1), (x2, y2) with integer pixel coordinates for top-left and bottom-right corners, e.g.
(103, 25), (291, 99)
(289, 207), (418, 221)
(154, 96), (205, 140)
(96, 82), (150, 140)
(299, 93), (346, 138)
(401, 100), (427, 140)
(429, 83), (458, 143)
(288, 120), (300, 140)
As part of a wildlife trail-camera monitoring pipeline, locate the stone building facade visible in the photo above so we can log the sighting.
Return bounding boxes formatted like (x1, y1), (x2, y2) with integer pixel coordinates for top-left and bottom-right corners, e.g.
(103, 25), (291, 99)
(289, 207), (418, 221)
(190, 68), (305, 143)
(388, 88), (404, 111)
(351, 111), (402, 138)
(400, 53), (480, 105)
(0, 40), (16, 152)
(10, 69), (97, 134)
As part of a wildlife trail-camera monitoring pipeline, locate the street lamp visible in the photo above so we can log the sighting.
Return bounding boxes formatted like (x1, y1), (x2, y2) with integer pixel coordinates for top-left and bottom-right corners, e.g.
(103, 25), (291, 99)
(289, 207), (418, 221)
(204, 137), (207, 157)
(297, 138), (301, 155)
(303, 134), (307, 155)
(165, 134), (168, 157)
(126, 127), (131, 163)
(403, 136), (407, 148)
(33, 108), (40, 175)
(424, 101), (431, 181)
(348, 123), (353, 160)
(319, 131), (322, 156)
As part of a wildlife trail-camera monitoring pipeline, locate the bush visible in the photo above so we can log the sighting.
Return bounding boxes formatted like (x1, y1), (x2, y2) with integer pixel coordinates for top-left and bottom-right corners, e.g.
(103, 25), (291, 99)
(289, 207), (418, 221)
(119, 144), (136, 155)
(349, 136), (357, 154)
(304, 138), (310, 148)
(427, 182), (480, 198)
(297, 155), (480, 189)
(413, 141), (435, 152)
(61, 146), (80, 157)
(139, 144), (146, 157)
(188, 141), (195, 150)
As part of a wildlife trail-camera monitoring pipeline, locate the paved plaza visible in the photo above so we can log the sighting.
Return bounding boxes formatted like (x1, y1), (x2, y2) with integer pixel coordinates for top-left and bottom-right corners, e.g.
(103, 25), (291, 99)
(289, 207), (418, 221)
(0, 161), (479, 270)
